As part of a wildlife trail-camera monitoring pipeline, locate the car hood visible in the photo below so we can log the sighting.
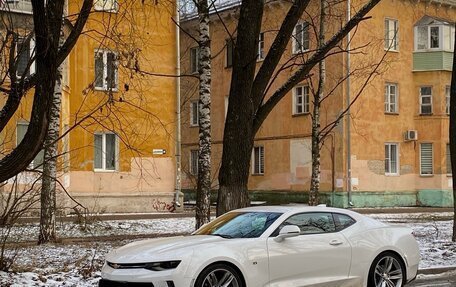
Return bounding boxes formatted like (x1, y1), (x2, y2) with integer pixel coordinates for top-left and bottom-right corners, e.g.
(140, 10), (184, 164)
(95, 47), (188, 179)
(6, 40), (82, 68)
(106, 235), (224, 263)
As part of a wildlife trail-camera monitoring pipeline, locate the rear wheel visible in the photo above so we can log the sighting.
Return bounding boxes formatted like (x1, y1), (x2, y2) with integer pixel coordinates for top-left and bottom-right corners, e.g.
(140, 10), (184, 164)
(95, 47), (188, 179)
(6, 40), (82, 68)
(368, 252), (406, 287)
(195, 263), (244, 287)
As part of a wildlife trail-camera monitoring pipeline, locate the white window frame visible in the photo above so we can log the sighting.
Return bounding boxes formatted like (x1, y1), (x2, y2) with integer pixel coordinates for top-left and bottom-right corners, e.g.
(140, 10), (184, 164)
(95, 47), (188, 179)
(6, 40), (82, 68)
(224, 95), (229, 119)
(94, 132), (119, 172)
(415, 25), (446, 51)
(419, 86), (432, 115)
(94, 0), (118, 12)
(384, 18), (399, 51)
(257, 32), (265, 61)
(292, 22), (309, 54)
(293, 85), (310, 115)
(385, 143), (399, 175)
(446, 85), (451, 115)
(15, 35), (35, 78)
(190, 101), (199, 127)
(384, 83), (398, 113)
(190, 149), (199, 175)
(252, 146), (265, 175)
(190, 46), (199, 74)
(420, 143), (433, 176)
(94, 49), (118, 91)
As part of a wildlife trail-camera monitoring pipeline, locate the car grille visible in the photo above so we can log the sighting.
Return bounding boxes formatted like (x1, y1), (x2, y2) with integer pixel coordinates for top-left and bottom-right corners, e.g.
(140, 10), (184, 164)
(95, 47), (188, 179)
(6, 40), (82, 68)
(98, 279), (154, 287)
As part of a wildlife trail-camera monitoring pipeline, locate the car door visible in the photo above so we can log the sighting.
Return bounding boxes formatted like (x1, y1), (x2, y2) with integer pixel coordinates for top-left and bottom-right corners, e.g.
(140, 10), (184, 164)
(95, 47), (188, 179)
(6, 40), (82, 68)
(266, 212), (352, 287)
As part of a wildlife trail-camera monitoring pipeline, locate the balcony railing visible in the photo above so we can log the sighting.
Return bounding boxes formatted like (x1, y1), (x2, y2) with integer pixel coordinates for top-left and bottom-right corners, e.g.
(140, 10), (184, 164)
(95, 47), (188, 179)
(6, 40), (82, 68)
(0, 0), (33, 14)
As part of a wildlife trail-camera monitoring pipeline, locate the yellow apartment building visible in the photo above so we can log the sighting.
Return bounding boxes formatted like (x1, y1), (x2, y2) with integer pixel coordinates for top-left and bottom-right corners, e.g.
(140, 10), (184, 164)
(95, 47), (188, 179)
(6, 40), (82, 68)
(0, 0), (181, 213)
(180, 0), (455, 207)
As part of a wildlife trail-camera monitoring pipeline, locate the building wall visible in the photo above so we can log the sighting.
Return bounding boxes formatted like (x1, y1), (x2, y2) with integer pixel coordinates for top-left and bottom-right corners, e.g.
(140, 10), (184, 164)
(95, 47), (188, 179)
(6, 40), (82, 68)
(181, 0), (455, 207)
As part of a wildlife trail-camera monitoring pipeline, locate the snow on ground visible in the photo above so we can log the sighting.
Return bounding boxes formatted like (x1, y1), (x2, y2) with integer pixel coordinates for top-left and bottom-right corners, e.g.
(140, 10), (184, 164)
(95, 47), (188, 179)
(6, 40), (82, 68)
(0, 212), (455, 286)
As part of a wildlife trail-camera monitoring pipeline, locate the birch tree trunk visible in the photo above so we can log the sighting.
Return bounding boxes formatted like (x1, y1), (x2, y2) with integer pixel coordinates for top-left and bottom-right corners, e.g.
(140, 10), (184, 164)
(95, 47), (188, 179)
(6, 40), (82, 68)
(38, 22), (65, 244)
(309, 0), (327, 206)
(195, 0), (212, 228)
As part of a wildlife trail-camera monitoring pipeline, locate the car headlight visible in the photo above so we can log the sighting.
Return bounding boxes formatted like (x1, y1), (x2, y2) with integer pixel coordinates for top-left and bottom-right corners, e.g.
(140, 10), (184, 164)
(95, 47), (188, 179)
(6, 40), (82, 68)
(107, 260), (181, 271)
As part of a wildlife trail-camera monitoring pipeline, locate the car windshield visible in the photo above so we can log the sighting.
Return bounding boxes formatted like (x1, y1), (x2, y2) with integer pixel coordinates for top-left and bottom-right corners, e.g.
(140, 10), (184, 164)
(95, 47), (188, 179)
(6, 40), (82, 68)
(193, 212), (282, 239)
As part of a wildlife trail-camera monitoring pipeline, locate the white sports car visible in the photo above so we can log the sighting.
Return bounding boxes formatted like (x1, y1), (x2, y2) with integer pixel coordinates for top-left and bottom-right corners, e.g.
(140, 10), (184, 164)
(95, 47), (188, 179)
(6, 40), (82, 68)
(99, 206), (420, 287)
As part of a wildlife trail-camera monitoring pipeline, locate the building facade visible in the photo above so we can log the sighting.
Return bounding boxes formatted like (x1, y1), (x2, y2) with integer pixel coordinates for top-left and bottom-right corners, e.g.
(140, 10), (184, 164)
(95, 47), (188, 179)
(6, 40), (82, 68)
(0, 0), (181, 213)
(180, 0), (455, 207)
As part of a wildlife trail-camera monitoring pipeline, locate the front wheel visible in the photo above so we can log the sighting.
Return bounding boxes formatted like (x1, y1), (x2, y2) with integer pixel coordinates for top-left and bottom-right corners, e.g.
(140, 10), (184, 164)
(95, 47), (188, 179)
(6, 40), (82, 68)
(194, 263), (244, 287)
(368, 252), (406, 287)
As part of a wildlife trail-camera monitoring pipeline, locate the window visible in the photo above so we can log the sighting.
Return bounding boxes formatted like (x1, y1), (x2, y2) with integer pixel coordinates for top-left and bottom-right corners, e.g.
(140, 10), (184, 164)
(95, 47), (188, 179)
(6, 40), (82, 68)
(94, 133), (118, 171)
(385, 19), (399, 51)
(94, 0), (118, 12)
(333, 213), (356, 232)
(415, 22), (455, 51)
(385, 143), (399, 175)
(420, 143), (433, 175)
(15, 35), (35, 78)
(190, 47), (199, 74)
(252, 146), (264, 175)
(277, 212), (336, 235)
(95, 50), (118, 91)
(257, 33), (265, 61)
(190, 149), (199, 175)
(16, 122), (43, 169)
(420, 87), (432, 115)
(384, 83), (398, 113)
(446, 85), (451, 115)
(447, 144), (452, 175)
(292, 22), (309, 54)
(293, 85), (310, 114)
(226, 39), (234, 68)
(190, 101), (199, 126)
(224, 95), (229, 119)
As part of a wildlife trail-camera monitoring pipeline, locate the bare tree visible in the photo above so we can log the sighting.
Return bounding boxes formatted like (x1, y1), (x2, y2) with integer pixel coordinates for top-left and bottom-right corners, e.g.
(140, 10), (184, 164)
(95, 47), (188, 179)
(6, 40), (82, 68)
(216, 0), (382, 215)
(194, 0), (212, 228)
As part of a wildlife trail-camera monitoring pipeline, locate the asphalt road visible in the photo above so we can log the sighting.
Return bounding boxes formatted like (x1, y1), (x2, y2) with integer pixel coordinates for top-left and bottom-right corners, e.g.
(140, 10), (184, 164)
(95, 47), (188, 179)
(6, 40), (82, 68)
(408, 272), (456, 287)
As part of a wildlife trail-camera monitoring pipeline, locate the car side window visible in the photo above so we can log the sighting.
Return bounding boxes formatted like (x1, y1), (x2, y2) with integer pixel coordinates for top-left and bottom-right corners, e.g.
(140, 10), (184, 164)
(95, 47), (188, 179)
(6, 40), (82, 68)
(333, 213), (356, 231)
(276, 212), (336, 235)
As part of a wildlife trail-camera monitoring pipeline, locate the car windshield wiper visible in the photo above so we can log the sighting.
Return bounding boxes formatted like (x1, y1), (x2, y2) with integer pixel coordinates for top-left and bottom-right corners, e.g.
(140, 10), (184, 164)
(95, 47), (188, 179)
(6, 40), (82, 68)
(211, 233), (234, 239)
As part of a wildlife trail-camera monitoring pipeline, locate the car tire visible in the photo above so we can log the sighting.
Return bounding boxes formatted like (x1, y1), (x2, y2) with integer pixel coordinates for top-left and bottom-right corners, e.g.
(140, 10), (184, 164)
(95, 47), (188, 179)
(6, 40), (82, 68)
(194, 263), (244, 287)
(368, 252), (406, 287)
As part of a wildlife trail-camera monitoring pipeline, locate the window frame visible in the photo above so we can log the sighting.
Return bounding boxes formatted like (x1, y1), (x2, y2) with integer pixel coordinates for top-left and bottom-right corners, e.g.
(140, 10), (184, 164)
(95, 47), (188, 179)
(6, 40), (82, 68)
(94, 49), (118, 91)
(190, 149), (199, 175)
(293, 85), (310, 115)
(94, 0), (118, 12)
(15, 35), (35, 78)
(385, 143), (399, 175)
(94, 132), (119, 172)
(446, 85), (451, 115)
(225, 39), (234, 68)
(384, 83), (399, 114)
(384, 18), (399, 51)
(257, 32), (265, 61)
(16, 122), (43, 169)
(190, 101), (199, 127)
(190, 46), (199, 74)
(252, 145), (265, 175)
(419, 86), (432, 115)
(292, 21), (310, 54)
(420, 142), (433, 176)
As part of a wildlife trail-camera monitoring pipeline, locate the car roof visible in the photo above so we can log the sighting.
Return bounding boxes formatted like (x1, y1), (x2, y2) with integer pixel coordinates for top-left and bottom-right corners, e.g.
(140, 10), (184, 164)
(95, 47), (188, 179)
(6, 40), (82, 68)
(231, 205), (361, 218)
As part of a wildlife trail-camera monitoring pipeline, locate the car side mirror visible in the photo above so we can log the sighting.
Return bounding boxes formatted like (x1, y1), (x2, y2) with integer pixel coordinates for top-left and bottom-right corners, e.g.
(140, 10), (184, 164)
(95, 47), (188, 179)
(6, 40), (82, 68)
(274, 225), (301, 242)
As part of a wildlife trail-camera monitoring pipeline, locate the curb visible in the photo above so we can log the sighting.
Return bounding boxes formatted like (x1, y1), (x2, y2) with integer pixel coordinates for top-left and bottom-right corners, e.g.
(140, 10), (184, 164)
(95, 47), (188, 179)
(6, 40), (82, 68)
(418, 266), (456, 275)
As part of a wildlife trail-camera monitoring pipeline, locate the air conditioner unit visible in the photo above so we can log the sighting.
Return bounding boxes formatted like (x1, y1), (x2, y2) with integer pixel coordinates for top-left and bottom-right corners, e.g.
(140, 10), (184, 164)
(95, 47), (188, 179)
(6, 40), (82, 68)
(404, 130), (418, 141)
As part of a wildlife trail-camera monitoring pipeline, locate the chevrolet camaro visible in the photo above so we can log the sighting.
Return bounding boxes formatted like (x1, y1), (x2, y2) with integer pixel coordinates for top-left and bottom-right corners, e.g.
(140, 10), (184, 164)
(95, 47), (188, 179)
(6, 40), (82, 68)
(99, 206), (420, 287)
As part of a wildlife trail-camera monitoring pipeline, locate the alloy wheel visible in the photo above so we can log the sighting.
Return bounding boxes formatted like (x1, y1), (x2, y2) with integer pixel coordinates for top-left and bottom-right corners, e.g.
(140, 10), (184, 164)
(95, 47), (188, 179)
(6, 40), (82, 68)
(373, 255), (404, 287)
(201, 268), (240, 287)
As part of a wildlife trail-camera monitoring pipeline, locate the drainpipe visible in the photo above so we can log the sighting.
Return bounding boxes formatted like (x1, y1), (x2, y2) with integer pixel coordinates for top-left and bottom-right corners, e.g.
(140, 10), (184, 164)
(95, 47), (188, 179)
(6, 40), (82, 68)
(346, 0), (353, 207)
(174, 1), (182, 209)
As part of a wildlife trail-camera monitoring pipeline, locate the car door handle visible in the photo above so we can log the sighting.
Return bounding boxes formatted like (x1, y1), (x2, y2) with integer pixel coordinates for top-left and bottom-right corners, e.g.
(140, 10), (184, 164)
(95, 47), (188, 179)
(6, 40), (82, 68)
(329, 239), (343, 246)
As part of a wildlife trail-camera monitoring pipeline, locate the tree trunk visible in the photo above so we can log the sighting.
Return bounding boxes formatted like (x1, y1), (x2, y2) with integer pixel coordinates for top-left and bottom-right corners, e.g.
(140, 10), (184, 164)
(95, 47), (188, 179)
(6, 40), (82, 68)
(216, 1), (264, 216)
(450, 26), (456, 242)
(195, 0), (212, 229)
(309, 0), (327, 206)
(38, 20), (65, 244)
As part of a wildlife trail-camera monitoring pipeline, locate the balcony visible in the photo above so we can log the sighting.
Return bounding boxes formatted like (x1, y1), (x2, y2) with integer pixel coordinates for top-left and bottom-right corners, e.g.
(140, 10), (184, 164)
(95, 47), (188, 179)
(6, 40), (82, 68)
(413, 51), (453, 72)
(0, 0), (33, 14)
